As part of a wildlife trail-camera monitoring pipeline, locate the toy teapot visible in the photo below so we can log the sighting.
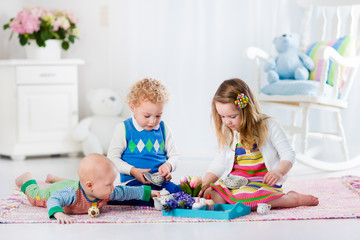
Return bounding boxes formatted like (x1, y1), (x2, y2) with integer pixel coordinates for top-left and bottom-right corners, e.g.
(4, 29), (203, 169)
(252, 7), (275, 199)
(153, 188), (174, 210)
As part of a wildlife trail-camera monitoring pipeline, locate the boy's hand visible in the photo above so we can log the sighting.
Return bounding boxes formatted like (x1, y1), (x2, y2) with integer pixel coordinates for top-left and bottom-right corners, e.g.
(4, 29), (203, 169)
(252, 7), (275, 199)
(151, 190), (161, 198)
(54, 212), (75, 224)
(263, 170), (283, 186)
(130, 167), (151, 184)
(158, 162), (172, 181)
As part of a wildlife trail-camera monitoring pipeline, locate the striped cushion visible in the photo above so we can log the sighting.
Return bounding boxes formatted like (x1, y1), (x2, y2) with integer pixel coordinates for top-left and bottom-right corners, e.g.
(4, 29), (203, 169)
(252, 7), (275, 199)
(306, 35), (355, 91)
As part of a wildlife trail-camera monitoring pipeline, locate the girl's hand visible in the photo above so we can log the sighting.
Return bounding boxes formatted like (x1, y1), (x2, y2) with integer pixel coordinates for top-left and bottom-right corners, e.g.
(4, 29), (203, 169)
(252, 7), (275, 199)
(151, 190), (161, 198)
(158, 163), (172, 181)
(263, 170), (283, 186)
(198, 173), (218, 197)
(54, 212), (75, 224)
(198, 183), (210, 197)
(130, 167), (151, 184)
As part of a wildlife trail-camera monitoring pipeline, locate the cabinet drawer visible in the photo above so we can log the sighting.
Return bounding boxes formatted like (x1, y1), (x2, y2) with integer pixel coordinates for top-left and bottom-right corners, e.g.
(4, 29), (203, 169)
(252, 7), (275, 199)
(16, 66), (77, 84)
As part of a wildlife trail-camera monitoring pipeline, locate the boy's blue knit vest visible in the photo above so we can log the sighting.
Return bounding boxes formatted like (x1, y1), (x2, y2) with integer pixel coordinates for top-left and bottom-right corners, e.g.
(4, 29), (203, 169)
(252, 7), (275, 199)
(120, 118), (167, 183)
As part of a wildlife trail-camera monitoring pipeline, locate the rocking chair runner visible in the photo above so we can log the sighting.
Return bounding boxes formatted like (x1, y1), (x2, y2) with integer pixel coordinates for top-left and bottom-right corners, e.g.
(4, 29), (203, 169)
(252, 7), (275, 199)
(245, 0), (360, 171)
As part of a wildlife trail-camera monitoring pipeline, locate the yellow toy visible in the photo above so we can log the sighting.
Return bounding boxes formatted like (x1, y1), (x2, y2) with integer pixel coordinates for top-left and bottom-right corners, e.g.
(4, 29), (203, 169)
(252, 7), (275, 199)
(88, 203), (100, 218)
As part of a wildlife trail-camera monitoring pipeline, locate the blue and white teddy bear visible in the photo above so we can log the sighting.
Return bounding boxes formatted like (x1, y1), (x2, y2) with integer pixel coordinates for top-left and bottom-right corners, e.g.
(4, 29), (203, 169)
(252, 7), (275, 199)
(264, 33), (314, 83)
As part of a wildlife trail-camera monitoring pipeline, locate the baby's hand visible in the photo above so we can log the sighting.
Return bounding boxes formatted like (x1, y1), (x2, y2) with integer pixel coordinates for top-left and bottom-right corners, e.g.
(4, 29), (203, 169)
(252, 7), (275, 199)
(263, 170), (283, 186)
(151, 190), (161, 198)
(54, 212), (75, 224)
(158, 162), (172, 181)
(130, 167), (151, 184)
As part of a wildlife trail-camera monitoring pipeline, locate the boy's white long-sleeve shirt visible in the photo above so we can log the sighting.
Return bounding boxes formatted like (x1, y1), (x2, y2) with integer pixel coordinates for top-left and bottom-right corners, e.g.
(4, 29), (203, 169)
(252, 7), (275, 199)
(107, 116), (180, 175)
(206, 118), (295, 185)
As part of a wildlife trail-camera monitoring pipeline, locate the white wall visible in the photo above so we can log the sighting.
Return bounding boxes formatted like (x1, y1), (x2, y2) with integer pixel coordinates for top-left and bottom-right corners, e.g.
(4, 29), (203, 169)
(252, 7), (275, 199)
(1, 0), (359, 161)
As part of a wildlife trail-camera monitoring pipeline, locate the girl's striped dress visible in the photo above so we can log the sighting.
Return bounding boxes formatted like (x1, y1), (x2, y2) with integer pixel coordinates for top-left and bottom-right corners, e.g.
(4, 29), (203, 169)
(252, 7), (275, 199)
(210, 142), (284, 208)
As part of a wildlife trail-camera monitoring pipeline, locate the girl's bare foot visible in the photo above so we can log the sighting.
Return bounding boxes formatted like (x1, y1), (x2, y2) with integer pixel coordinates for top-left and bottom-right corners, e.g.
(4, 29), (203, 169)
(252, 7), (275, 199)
(15, 172), (32, 188)
(287, 191), (319, 206)
(268, 191), (319, 208)
(45, 174), (66, 183)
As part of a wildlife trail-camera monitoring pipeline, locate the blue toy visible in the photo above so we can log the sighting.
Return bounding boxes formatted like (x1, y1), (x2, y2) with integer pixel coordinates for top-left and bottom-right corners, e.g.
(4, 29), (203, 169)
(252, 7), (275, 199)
(162, 202), (251, 220)
(264, 33), (315, 83)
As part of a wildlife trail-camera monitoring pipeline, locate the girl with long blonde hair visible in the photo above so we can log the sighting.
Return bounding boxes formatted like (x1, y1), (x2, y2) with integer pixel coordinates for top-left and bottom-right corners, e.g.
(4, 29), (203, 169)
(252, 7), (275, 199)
(200, 78), (318, 209)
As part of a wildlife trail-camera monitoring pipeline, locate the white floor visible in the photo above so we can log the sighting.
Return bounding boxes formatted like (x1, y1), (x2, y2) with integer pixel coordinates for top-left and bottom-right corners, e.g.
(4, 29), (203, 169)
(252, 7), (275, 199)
(1, 155), (360, 240)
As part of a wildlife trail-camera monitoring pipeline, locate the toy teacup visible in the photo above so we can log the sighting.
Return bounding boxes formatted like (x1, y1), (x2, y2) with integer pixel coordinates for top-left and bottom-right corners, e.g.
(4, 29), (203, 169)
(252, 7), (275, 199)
(223, 175), (248, 189)
(257, 203), (271, 214)
(143, 172), (164, 187)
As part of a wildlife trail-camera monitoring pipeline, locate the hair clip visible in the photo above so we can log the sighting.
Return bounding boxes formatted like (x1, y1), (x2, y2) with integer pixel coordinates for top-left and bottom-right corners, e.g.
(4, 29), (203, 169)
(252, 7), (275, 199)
(234, 93), (249, 109)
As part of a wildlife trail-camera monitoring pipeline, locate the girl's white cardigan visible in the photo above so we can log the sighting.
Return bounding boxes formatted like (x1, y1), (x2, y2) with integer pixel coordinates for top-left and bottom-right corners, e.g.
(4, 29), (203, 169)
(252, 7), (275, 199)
(206, 118), (295, 185)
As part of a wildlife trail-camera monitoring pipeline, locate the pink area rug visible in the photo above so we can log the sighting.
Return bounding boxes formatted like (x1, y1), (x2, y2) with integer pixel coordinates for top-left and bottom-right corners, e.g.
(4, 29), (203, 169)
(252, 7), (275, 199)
(1, 176), (360, 223)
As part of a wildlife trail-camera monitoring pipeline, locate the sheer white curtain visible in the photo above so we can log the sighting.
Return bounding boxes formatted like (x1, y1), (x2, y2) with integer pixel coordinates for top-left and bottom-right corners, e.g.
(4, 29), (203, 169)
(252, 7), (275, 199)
(108, 0), (302, 159)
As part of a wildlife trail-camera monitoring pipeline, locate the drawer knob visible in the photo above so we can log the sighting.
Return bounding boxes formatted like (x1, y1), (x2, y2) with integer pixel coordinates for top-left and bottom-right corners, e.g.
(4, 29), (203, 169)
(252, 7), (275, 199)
(39, 73), (56, 77)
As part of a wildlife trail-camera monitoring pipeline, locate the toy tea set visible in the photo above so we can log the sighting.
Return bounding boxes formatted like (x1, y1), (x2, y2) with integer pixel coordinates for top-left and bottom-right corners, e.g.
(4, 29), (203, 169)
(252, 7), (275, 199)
(150, 173), (271, 220)
(87, 173), (270, 219)
(153, 188), (251, 220)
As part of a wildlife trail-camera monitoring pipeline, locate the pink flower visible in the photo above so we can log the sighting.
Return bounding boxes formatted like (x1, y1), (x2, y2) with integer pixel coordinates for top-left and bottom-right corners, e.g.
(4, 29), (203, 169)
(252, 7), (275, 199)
(9, 9), (41, 34)
(30, 7), (47, 18)
(9, 18), (24, 34)
(65, 10), (78, 24)
(180, 176), (189, 185)
(189, 176), (201, 188)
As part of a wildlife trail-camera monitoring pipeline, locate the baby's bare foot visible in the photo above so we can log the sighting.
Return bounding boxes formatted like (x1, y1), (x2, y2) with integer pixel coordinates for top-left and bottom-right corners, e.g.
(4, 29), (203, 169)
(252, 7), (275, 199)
(45, 174), (65, 183)
(45, 174), (56, 183)
(15, 172), (32, 188)
(287, 191), (319, 206)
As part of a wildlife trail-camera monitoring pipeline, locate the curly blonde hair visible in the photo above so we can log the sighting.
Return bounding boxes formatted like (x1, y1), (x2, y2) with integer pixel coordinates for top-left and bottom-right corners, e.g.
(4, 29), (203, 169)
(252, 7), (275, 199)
(127, 78), (169, 106)
(212, 78), (270, 150)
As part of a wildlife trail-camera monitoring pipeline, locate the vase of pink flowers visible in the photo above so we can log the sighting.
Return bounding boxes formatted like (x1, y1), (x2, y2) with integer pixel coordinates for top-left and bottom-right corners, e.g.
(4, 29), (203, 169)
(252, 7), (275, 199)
(3, 7), (79, 60)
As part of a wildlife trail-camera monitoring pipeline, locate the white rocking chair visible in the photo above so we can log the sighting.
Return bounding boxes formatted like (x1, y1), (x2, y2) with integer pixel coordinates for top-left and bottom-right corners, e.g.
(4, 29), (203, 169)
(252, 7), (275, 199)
(245, 0), (360, 171)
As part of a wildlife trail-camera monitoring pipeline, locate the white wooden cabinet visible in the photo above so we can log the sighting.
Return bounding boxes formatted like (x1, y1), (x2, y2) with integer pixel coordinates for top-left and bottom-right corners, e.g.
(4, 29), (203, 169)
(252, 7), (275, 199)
(0, 59), (84, 160)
